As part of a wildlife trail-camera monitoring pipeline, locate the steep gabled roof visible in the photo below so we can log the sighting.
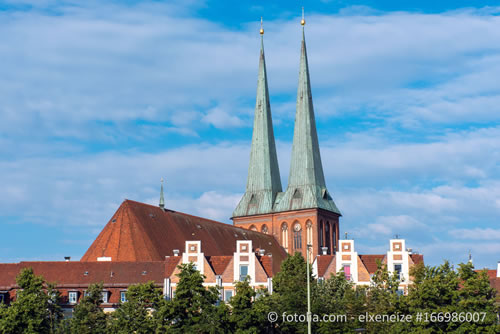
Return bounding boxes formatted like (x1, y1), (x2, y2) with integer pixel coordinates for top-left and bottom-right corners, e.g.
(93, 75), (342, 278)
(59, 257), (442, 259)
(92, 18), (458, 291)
(233, 34), (282, 218)
(274, 28), (340, 215)
(316, 255), (334, 278)
(81, 200), (287, 269)
(206, 256), (233, 276)
(359, 255), (386, 274)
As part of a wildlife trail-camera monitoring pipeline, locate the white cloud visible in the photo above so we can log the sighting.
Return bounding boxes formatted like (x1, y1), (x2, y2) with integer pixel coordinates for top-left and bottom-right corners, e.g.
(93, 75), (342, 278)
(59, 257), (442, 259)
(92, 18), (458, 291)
(449, 228), (500, 240)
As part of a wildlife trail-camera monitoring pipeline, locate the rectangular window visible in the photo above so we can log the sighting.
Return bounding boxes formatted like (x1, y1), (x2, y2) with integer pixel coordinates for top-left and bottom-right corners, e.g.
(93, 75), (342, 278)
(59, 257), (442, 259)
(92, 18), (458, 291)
(120, 291), (127, 303)
(224, 290), (233, 301)
(102, 291), (108, 304)
(0, 294), (5, 304)
(68, 291), (78, 304)
(394, 264), (402, 278)
(397, 289), (405, 296)
(343, 264), (351, 280)
(239, 265), (249, 281)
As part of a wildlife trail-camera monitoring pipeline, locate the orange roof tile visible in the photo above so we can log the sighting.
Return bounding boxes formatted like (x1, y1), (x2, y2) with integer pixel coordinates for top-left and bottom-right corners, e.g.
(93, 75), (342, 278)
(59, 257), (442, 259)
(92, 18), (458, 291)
(316, 255), (334, 278)
(81, 200), (287, 274)
(0, 261), (166, 290)
(206, 256), (232, 276)
(359, 255), (385, 274)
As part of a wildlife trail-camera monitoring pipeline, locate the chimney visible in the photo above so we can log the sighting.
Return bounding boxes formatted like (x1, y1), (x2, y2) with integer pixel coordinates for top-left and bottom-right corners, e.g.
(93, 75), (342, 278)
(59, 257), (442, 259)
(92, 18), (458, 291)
(259, 249), (266, 256)
(173, 249), (180, 257)
(321, 247), (328, 255)
(497, 261), (500, 278)
(64, 256), (71, 262)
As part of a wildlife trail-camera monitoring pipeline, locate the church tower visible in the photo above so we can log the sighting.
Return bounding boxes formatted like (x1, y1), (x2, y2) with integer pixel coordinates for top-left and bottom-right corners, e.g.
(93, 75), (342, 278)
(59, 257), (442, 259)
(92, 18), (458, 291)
(233, 18), (341, 261)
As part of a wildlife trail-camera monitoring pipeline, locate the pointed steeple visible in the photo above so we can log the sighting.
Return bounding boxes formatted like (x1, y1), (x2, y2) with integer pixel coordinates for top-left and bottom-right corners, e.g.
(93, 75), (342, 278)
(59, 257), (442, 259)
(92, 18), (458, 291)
(233, 20), (282, 218)
(159, 178), (165, 210)
(274, 18), (340, 214)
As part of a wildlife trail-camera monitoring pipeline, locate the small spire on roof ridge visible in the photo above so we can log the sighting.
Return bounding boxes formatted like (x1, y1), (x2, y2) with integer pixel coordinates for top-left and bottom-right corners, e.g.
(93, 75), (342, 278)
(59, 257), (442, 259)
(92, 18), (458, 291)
(159, 178), (165, 210)
(260, 17), (264, 35)
(301, 7), (305, 26)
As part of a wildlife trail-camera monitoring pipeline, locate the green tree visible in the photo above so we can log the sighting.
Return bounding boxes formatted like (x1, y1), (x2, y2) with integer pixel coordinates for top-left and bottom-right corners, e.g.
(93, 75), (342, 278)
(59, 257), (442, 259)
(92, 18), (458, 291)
(454, 263), (500, 333)
(69, 283), (107, 334)
(228, 278), (261, 334)
(109, 281), (162, 334)
(0, 268), (54, 334)
(46, 283), (63, 334)
(365, 262), (407, 334)
(155, 263), (230, 333)
(270, 252), (313, 333)
(312, 271), (366, 333)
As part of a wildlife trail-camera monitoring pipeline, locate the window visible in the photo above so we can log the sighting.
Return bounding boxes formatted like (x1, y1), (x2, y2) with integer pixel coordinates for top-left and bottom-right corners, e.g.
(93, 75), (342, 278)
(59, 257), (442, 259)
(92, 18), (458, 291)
(397, 289), (405, 296)
(394, 264), (402, 278)
(293, 223), (302, 249)
(68, 291), (78, 304)
(343, 264), (351, 280)
(281, 223), (288, 249)
(224, 290), (233, 301)
(332, 228), (336, 252)
(261, 225), (268, 234)
(239, 265), (249, 281)
(120, 291), (127, 303)
(192, 263), (198, 271)
(0, 294), (5, 304)
(325, 222), (331, 254)
(102, 291), (108, 304)
(249, 225), (257, 231)
(319, 221), (324, 248)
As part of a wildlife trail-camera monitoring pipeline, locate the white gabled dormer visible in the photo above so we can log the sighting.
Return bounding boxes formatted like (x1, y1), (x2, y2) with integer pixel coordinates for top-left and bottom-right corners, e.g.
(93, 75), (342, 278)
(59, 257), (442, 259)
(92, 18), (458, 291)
(387, 239), (409, 283)
(335, 239), (358, 283)
(183, 241), (204, 275)
(233, 240), (255, 284)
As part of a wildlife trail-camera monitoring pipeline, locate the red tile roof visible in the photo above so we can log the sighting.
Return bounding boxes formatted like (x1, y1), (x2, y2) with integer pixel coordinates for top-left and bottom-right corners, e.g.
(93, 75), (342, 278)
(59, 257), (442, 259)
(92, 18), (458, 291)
(206, 256), (232, 276)
(316, 255), (334, 278)
(0, 261), (166, 290)
(81, 200), (287, 274)
(410, 254), (424, 266)
(359, 255), (385, 274)
(164, 257), (182, 277)
(257, 255), (275, 277)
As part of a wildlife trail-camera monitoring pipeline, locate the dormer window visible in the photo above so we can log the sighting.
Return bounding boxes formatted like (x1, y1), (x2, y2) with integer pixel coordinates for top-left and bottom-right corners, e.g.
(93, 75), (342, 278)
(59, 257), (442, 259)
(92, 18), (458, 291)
(68, 291), (78, 304)
(102, 291), (109, 304)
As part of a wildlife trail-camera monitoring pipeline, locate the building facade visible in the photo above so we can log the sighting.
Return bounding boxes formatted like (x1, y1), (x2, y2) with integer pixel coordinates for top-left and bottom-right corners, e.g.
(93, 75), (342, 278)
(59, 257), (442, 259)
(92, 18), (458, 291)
(0, 23), (431, 312)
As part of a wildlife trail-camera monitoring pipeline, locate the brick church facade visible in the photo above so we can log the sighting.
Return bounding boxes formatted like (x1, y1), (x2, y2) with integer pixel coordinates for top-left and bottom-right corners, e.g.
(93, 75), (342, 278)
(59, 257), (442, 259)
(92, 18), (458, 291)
(0, 23), (431, 312)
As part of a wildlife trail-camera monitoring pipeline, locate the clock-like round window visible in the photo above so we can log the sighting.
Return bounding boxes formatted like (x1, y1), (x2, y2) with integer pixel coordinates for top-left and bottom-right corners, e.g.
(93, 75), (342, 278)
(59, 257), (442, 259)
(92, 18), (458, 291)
(293, 223), (301, 232)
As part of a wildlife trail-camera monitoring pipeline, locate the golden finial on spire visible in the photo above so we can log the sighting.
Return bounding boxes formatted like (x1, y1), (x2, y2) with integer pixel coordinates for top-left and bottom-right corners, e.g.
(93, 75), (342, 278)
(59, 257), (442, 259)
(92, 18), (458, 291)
(260, 17), (264, 35)
(301, 7), (306, 26)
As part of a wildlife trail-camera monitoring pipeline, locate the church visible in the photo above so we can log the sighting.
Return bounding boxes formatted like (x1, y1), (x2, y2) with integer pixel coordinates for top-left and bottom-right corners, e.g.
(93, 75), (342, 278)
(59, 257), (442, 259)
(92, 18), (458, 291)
(0, 20), (423, 313)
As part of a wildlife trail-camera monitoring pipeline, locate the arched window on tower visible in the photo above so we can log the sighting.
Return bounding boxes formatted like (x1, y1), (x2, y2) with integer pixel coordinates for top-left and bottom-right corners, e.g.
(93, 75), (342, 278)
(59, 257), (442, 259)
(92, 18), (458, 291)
(249, 225), (257, 232)
(281, 223), (289, 250)
(325, 222), (331, 255)
(332, 224), (336, 252)
(293, 222), (302, 250)
(261, 224), (268, 234)
(306, 221), (313, 263)
(319, 220), (324, 248)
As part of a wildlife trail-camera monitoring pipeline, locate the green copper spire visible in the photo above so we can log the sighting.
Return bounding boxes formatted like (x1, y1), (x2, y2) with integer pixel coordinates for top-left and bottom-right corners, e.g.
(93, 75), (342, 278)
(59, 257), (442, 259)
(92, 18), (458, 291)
(274, 24), (340, 214)
(159, 178), (165, 210)
(233, 25), (282, 218)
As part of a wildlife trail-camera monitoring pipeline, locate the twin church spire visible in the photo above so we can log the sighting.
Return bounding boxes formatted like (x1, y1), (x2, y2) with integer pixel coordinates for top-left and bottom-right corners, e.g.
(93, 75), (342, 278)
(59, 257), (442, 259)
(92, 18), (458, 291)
(233, 16), (340, 218)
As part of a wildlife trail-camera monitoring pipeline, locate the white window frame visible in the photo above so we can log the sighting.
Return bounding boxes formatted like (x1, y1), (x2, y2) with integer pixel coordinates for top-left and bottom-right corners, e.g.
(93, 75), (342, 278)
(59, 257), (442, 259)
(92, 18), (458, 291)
(68, 291), (78, 304)
(239, 264), (249, 281)
(120, 291), (127, 303)
(224, 290), (233, 302)
(102, 291), (109, 304)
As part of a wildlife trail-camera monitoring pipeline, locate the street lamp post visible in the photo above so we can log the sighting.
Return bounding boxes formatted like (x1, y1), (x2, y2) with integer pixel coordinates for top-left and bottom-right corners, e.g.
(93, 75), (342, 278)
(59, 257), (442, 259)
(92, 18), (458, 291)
(306, 243), (312, 334)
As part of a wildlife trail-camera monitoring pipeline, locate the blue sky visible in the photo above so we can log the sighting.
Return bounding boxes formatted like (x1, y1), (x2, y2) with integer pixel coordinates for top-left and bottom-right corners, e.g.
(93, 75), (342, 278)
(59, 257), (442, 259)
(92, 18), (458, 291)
(1, 0), (499, 269)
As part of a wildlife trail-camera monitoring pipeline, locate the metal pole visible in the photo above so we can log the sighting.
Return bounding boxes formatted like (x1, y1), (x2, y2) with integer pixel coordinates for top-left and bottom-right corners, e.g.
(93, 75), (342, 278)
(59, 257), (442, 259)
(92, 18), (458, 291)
(306, 244), (312, 334)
